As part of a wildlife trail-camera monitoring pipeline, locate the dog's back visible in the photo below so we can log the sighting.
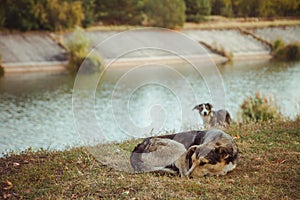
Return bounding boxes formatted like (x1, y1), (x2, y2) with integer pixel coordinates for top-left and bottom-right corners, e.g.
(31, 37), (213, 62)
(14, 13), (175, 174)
(130, 131), (207, 172)
(211, 109), (231, 127)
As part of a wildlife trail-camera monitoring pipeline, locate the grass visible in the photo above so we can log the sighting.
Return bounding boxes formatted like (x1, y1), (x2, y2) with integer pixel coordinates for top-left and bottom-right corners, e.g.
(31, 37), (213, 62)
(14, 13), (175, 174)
(83, 17), (300, 32)
(184, 17), (300, 30)
(1, 118), (300, 199)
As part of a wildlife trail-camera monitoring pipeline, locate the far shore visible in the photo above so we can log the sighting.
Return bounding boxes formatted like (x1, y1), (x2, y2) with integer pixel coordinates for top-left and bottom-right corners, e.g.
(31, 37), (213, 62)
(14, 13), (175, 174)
(1, 18), (299, 74)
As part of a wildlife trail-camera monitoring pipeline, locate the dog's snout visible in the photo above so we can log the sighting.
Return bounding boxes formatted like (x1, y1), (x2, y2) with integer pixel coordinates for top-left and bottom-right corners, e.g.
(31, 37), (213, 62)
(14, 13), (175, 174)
(203, 111), (207, 116)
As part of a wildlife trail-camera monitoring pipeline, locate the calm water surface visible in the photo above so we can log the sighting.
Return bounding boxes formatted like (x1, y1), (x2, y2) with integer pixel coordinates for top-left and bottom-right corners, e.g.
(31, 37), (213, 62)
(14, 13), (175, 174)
(0, 60), (299, 154)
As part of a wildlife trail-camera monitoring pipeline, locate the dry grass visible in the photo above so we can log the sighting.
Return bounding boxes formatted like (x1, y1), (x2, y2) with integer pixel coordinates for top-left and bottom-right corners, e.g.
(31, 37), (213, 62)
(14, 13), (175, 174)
(1, 118), (299, 199)
(184, 18), (300, 30)
(83, 18), (300, 32)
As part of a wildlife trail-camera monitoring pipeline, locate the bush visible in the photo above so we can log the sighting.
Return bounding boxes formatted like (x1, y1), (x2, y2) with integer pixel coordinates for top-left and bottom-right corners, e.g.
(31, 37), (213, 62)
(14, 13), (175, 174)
(185, 0), (211, 22)
(0, 0), (85, 31)
(144, 0), (186, 28)
(94, 0), (144, 25)
(64, 28), (102, 74)
(211, 0), (233, 17)
(273, 42), (300, 61)
(81, 0), (96, 28)
(272, 37), (284, 52)
(45, 0), (85, 31)
(240, 92), (282, 122)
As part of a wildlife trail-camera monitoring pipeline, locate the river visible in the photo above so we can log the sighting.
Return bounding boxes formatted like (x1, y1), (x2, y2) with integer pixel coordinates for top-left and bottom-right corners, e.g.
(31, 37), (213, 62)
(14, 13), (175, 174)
(0, 60), (299, 154)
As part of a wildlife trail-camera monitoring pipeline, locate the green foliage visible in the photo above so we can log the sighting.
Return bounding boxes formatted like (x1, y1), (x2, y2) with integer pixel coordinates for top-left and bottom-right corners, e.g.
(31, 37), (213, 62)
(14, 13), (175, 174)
(45, 0), (85, 31)
(64, 28), (102, 73)
(94, 0), (145, 25)
(211, 0), (233, 17)
(185, 0), (211, 22)
(144, 0), (186, 28)
(81, 0), (96, 28)
(212, 0), (300, 18)
(0, 0), (85, 31)
(273, 42), (300, 61)
(0, 0), (41, 31)
(240, 92), (282, 122)
(272, 37), (285, 52)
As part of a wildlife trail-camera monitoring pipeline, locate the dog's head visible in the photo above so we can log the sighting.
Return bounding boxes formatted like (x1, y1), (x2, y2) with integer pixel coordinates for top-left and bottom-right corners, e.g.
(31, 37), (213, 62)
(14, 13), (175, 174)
(185, 140), (236, 177)
(193, 103), (212, 117)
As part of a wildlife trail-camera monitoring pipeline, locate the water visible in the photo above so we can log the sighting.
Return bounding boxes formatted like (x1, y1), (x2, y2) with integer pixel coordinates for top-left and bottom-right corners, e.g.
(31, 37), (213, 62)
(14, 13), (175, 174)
(0, 60), (299, 154)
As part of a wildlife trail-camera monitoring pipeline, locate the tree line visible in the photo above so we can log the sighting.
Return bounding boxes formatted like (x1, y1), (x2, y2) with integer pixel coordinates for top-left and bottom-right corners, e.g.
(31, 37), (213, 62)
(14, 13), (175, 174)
(0, 0), (299, 31)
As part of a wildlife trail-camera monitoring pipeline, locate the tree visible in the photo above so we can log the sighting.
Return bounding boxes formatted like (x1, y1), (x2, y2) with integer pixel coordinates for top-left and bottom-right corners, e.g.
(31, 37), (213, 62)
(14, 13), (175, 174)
(1, 0), (42, 31)
(81, 0), (96, 27)
(185, 0), (211, 22)
(144, 0), (186, 28)
(94, 0), (144, 25)
(211, 0), (233, 17)
(45, 0), (84, 31)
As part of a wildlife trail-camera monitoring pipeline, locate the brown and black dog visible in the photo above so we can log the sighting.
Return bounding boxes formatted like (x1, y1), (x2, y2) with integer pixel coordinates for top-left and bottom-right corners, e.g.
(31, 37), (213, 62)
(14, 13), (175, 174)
(130, 129), (238, 177)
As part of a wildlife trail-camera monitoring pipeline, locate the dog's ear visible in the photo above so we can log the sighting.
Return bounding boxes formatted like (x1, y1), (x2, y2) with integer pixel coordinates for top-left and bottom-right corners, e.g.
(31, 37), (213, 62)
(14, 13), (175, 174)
(193, 105), (200, 110)
(206, 103), (213, 109)
(215, 145), (232, 159)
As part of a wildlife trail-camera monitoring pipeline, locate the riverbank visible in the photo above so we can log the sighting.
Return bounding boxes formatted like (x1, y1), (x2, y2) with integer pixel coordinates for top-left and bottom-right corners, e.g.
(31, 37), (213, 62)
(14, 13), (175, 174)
(1, 118), (299, 199)
(1, 18), (300, 74)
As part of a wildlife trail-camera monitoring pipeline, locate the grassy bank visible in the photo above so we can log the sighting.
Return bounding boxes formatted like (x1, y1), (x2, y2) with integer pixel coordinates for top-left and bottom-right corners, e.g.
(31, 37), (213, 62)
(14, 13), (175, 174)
(1, 118), (299, 199)
(85, 18), (300, 31)
(184, 18), (300, 30)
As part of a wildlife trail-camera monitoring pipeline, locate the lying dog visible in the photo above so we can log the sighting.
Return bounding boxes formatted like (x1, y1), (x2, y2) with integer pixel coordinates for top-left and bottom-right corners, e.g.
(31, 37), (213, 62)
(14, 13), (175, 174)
(193, 103), (231, 128)
(130, 129), (238, 177)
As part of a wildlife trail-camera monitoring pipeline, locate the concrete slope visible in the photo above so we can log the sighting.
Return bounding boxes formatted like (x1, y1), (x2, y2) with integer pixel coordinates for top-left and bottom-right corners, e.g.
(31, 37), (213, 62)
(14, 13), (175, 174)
(0, 32), (67, 72)
(252, 26), (300, 44)
(183, 29), (271, 59)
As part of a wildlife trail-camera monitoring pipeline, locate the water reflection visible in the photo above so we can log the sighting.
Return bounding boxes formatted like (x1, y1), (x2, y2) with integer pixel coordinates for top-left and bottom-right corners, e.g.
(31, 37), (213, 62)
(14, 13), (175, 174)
(0, 61), (299, 154)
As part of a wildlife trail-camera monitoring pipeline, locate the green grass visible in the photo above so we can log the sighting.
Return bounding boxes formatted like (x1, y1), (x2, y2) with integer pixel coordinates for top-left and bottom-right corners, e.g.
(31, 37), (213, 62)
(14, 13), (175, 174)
(1, 118), (299, 199)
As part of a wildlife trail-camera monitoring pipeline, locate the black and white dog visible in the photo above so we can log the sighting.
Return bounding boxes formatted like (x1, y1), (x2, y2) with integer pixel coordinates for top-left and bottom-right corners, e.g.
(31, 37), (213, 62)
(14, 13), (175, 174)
(130, 129), (238, 177)
(193, 103), (231, 128)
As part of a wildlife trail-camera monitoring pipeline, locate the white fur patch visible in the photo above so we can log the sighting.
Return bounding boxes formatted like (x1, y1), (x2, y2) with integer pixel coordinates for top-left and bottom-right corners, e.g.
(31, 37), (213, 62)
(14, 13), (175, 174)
(220, 162), (237, 175)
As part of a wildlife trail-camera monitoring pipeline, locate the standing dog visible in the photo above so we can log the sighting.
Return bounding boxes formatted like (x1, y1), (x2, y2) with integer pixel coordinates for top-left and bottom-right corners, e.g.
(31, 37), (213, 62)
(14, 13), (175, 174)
(130, 129), (238, 177)
(193, 103), (231, 128)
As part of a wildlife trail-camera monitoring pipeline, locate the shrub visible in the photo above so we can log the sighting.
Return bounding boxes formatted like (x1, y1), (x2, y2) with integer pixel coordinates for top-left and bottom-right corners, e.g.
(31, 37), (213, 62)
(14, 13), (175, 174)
(144, 0), (186, 28)
(94, 0), (144, 25)
(240, 92), (282, 122)
(0, 0), (85, 31)
(272, 37), (284, 52)
(185, 0), (211, 22)
(64, 28), (102, 74)
(45, 0), (84, 31)
(81, 0), (96, 28)
(273, 42), (300, 61)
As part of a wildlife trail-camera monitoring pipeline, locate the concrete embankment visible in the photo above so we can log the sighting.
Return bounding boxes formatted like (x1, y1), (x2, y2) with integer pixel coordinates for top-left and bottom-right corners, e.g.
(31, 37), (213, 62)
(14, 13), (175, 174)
(0, 32), (67, 73)
(0, 26), (299, 73)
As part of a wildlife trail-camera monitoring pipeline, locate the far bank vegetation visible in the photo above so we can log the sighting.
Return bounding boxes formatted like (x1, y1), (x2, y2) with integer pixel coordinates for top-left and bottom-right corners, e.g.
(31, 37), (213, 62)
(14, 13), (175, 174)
(0, 0), (299, 31)
(272, 39), (300, 61)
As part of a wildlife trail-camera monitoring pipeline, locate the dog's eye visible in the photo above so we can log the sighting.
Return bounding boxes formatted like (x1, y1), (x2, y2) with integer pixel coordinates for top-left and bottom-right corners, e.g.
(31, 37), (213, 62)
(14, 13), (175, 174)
(199, 161), (206, 166)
